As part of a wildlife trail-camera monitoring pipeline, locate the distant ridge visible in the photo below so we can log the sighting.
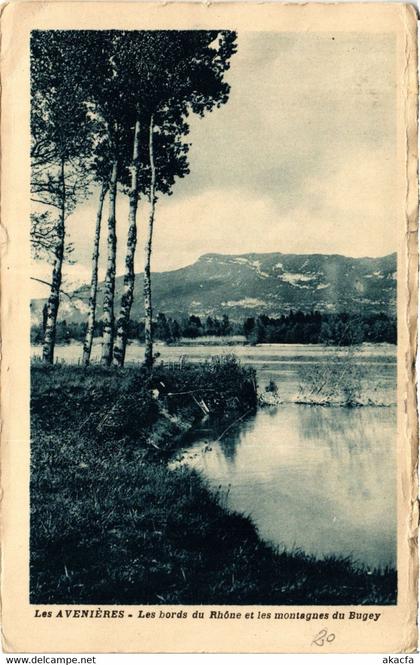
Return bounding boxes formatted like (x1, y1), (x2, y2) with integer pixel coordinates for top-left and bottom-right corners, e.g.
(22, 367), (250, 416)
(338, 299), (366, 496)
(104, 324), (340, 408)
(31, 251), (397, 323)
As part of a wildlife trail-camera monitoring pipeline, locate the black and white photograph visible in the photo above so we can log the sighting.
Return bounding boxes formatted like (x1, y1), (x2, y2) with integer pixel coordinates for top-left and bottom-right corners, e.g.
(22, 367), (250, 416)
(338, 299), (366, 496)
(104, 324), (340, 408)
(0, 0), (417, 653)
(30, 20), (406, 605)
(28, 25), (401, 608)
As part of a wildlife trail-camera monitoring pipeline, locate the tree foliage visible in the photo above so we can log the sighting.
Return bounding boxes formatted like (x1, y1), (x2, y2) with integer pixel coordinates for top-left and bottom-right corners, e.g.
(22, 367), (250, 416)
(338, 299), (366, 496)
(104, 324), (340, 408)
(30, 29), (237, 364)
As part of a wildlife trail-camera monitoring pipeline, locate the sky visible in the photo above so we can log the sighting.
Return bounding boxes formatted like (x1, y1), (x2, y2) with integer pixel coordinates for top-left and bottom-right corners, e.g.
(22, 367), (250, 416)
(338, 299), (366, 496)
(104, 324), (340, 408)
(32, 31), (396, 298)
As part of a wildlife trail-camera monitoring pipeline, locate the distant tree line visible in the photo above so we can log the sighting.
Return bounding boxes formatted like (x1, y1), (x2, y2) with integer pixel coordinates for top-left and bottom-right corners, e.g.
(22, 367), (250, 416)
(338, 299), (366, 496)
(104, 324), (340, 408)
(31, 310), (396, 346)
(243, 311), (396, 345)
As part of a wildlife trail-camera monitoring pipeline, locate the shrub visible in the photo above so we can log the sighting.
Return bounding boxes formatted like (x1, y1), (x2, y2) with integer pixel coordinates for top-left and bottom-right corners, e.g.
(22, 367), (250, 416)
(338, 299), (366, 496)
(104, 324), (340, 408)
(297, 347), (366, 407)
(31, 355), (258, 445)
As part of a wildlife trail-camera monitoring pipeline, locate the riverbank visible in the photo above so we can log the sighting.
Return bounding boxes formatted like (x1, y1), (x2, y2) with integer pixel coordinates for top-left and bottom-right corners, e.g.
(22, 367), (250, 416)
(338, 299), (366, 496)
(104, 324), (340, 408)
(31, 359), (396, 604)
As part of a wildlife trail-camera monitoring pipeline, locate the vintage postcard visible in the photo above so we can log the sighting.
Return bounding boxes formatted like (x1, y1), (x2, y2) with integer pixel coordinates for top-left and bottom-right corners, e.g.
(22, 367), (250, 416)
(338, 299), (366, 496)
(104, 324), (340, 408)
(0, 0), (418, 654)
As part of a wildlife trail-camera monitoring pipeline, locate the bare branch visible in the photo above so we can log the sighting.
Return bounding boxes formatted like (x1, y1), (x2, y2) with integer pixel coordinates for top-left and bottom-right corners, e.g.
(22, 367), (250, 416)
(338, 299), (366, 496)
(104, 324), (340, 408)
(31, 198), (61, 209)
(30, 277), (75, 301)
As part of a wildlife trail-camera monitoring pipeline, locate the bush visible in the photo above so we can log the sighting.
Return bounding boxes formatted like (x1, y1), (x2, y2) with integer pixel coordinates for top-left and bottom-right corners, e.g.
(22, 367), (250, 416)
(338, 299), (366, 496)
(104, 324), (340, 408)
(31, 356), (258, 446)
(150, 354), (257, 417)
(297, 347), (366, 407)
(265, 379), (278, 395)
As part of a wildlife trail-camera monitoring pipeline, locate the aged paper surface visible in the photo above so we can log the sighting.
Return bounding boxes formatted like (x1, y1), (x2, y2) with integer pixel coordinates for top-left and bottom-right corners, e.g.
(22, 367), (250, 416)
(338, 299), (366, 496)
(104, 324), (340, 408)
(0, 1), (418, 653)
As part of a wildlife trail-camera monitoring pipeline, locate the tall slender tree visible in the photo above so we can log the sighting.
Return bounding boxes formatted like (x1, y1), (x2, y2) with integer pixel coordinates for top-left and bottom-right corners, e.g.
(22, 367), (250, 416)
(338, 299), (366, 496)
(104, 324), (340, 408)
(110, 32), (153, 367)
(81, 179), (108, 366)
(112, 119), (141, 366)
(32, 30), (236, 368)
(143, 114), (158, 369)
(69, 31), (133, 367)
(113, 106), (191, 366)
(31, 31), (92, 365)
(111, 30), (237, 367)
(83, 33), (136, 367)
(78, 90), (119, 366)
(141, 31), (237, 368)
(101, 159), (118, 365)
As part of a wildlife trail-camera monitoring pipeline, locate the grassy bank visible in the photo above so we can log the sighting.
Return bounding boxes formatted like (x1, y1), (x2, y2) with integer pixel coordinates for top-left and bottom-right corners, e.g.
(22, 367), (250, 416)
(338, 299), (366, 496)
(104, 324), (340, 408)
(31, 358), (396, 605)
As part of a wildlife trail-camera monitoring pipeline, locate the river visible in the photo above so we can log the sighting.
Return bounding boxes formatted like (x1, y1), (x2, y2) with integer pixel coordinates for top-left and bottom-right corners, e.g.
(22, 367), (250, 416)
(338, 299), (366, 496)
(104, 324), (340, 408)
(32, 341), (397, 569)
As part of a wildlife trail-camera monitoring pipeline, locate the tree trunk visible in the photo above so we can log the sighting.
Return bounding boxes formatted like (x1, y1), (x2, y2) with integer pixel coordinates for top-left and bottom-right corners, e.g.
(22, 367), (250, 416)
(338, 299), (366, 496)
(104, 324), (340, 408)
(42, 157), (66, 365)
(101, 161), (118, 366)
(144, 114), (156, 369)
(82, 181), (108, 366)
(42, 303), (48, 334)
(113, 119), (141, 367)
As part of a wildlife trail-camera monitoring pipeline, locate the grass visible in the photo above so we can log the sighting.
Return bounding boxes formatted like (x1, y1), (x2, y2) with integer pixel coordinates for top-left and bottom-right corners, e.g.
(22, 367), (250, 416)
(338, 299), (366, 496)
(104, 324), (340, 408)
(30, 358), (396, 605)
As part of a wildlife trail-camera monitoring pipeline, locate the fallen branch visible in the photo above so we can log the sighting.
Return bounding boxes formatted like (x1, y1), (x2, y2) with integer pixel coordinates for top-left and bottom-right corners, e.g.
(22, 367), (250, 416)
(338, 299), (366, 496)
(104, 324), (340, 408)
(216, 408), (253, 441)
(192, 394), (210, 415)
(167, 389), (216, 396)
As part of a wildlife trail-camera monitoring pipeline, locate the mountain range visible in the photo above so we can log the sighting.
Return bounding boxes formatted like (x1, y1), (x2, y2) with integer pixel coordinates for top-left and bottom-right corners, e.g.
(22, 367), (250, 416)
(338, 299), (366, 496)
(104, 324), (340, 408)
(31, 251), (397, 324)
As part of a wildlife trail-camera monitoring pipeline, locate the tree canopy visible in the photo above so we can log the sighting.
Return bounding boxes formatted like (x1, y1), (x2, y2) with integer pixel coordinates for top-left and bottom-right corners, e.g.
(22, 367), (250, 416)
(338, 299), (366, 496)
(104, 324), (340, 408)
(30, 29), (238, 365)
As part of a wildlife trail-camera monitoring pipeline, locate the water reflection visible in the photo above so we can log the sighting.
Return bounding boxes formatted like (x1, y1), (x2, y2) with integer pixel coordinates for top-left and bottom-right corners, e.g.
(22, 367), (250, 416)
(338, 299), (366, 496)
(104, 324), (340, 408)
(219, 433), (241, 465)
(184, 419), (245, 465)
(175, 403), (396, 570)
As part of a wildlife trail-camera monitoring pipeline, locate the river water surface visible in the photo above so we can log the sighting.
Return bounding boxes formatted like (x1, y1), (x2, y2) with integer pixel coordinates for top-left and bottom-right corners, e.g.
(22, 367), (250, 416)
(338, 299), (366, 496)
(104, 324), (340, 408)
(32, 341), (397, 569)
